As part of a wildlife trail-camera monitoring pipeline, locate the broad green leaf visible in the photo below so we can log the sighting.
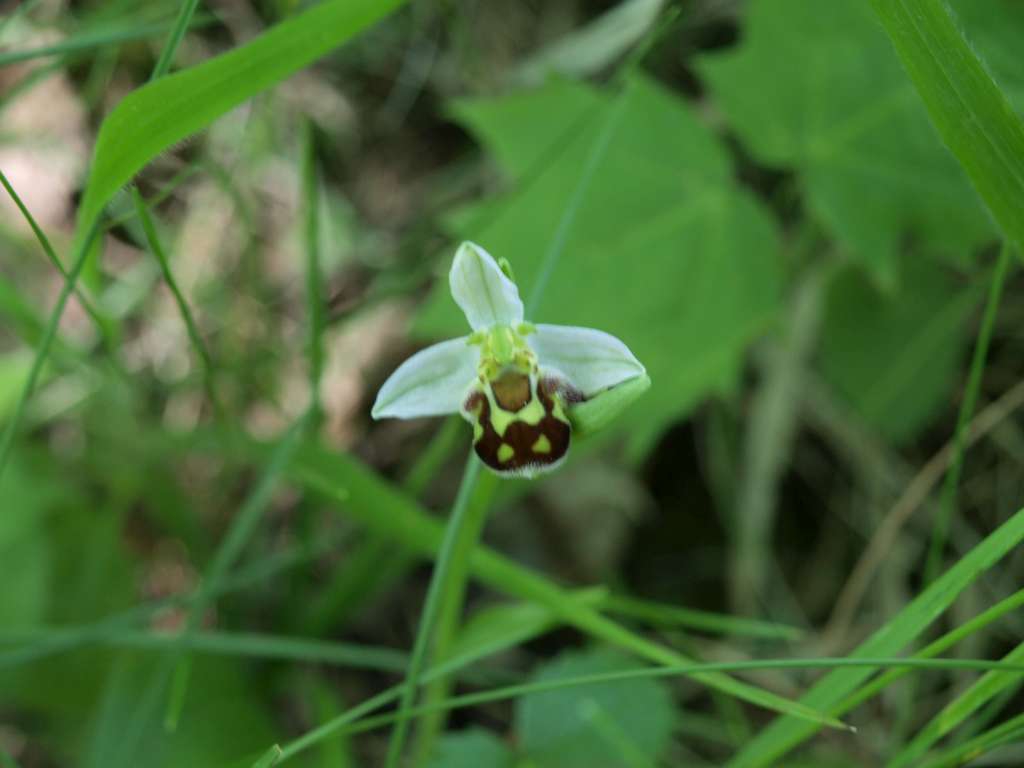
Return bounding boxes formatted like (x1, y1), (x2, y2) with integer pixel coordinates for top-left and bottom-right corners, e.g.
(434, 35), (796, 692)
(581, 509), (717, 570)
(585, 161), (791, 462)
(817, 255), (981, 443)
(870, 0), (1024, 256)
(74, 0), (406, 270)
(516, 648), (675, 768)
(696, 0), (994, 285)
(727, 506), (1024, 767)
(418, 75), (783, 446)
(426, 729), (515, 768)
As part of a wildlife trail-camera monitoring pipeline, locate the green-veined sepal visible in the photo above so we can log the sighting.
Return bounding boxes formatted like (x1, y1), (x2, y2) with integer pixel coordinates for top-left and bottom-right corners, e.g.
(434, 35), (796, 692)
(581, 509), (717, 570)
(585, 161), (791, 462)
(567, 374), (651, 436)
(449, 241), (525, 331)
(371, 336), (479, 419)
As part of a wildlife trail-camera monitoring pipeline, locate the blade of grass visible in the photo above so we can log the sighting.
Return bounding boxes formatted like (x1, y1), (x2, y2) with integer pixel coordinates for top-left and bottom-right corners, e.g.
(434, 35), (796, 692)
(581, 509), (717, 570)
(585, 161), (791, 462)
(889, 641), (1024, 766)
(731, 261), (829, 613)
(149, 0), (200, 80)
(0, 0), (43, 37)
(919, 711), (1024, 768)
(0, 171), (113, 352)
(382, 454), (484, 768)
(162, 414), (309, 732)
(0, 218), (101, 483)
(74, 0), (406, 279)
(868, 0), (1024, 253)
(252, 746), (282, 768)
(2, 629), (408, 673)
(0, 17), (214, 67)
(287, 445), (846, 730)
(836, 587), (1024, 715)
(600, 594), (803, 641)
(291, 657), (1024, 747)
(925, 243), (1013, 582)
(299, 417), (463, 635)
(132, 188), (224, 420)
(727, 506), (1024, 767)
(301, 119), (325, 420)
(406, 471), (499, 765)
(0, 526), (347, 670)
(274, 590), (608, 763)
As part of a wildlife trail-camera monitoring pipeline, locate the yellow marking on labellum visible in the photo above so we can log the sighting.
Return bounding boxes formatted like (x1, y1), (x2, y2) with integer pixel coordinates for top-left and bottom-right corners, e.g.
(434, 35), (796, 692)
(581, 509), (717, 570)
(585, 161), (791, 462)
(531, 434), (552, 454)
(497, 444), (515, 463)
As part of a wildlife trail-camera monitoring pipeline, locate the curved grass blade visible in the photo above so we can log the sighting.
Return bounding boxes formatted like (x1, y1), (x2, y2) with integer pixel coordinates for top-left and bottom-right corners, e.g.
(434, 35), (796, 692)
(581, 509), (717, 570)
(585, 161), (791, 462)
(0, 18), (215, 68)
(727, 506), (1024, 767)
(890, 641), (1024, 766)
(919, 711), (1024, 768)
(149, 0), (200, 80)
(925, 243), (1013, 582)
(132, 189), (223, 418)
(285, 445), (846, 732)
(0, 171), (112, 347)
(869, 0), (1024, 253)
(74, 0), (406, 259)
(268, 657), (1024, 764)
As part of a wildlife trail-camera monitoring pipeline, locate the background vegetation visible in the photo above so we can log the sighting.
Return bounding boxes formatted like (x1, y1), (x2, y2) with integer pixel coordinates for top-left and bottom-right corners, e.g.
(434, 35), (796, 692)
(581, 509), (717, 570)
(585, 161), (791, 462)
(1, 0), (1023, 766)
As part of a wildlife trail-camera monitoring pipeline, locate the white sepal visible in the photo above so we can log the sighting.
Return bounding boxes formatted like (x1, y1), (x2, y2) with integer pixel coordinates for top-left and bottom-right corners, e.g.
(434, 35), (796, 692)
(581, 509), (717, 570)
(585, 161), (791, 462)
(529, 323), (645, 397)
(449, 241), (525, 331)
(371, 336), (479, 419)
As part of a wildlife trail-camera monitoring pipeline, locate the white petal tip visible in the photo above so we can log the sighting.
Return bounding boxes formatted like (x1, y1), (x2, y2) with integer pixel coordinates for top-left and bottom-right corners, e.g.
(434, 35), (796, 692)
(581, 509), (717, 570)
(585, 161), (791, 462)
(449, 242), (525, 331)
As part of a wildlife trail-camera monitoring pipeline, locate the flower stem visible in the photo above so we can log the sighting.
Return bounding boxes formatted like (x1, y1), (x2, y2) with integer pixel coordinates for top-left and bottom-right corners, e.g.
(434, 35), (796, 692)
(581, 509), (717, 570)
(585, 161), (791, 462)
(382, 454), (484, 768)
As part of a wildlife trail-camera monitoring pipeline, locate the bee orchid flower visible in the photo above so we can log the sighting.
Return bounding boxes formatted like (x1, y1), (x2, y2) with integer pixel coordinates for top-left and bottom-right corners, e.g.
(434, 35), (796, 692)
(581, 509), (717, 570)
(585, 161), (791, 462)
(372, 242), (649, 478)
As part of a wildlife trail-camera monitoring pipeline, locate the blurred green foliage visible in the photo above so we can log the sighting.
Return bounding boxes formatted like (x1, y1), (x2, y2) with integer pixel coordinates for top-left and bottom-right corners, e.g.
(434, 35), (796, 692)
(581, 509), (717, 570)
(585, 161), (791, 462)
(2, 0), (1024, 766)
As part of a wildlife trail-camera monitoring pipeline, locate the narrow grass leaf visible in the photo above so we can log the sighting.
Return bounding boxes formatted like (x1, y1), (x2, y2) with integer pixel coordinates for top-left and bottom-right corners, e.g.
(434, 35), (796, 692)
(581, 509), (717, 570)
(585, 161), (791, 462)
(149, 0), (200, 80)
(299, 658), (1024, 743)
(301, 119), (325, 416)
(252, 746), (282, 768)
(869, 0), (1024, 253)
(285, 444), (845, 731)
(132, 189), (222, 416)
(0, 170), (108, 338)
(75, 0), (406, 266)
(890, 642), (1024, 766)
(0, 18), (213, 67)
(162, 415), (308, 730)
(919, 712), (1024, 768)
(925, 243), (1013, 581)
(838, 587), (1024, 714)
(600, 594), (803, 641)
(382, 456), (485, 768)
(727, 506), (1024, 767)
(0, 219), (101, 482)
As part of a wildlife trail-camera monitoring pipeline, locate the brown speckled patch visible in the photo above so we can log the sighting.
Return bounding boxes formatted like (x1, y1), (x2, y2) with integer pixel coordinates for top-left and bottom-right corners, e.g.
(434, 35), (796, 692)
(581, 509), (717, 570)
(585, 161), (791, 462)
(465, 381), (571, 475)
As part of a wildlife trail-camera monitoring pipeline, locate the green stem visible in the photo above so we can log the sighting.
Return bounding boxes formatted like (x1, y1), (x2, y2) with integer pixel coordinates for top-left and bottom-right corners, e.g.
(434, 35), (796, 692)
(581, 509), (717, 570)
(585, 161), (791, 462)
(382, 454), (483, 768)
(148, 0), (201, 80)
(924, 243), (1013, 583)
(301, 120), (325, 420)
(0, 218), (101, 483)
(407, 472), (499, 765)
(132, 188), (225, 421)
(0, 170), (111, 344)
